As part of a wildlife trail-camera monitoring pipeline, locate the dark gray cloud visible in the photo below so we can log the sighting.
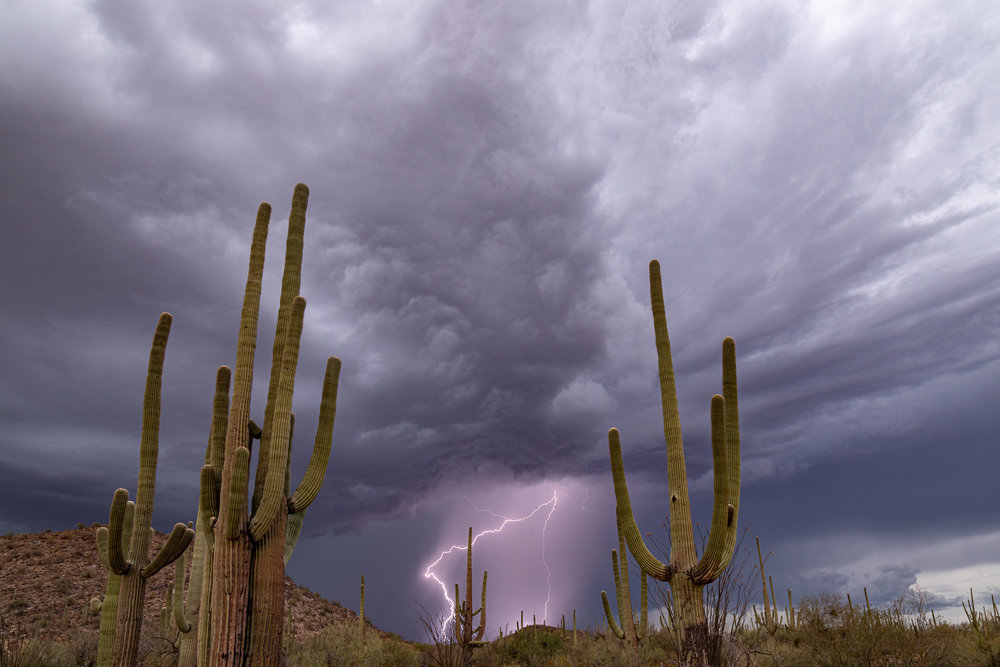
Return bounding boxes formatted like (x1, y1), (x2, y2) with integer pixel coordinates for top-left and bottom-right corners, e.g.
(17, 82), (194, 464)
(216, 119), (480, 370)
(2, 0), (999, 639)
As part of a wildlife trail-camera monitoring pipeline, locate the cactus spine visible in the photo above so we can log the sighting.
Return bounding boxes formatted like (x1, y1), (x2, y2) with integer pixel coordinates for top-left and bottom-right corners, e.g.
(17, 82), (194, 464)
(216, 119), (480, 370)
(104, 314), (196, 666)
(208, 184), (341, 666)
(607, 259), (741, 653)
(601, 505), (647, 646)
(454, 527), (487, 648)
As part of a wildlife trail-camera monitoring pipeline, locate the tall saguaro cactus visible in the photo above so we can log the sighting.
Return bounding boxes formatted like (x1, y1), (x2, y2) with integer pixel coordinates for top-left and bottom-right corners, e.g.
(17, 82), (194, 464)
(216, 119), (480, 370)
(209, 184), (341, 666)
(608, 259), (741, 655)
(104, 314), (196, 666)
(454, 527), (487, 648)
(601, 505), (648, 647)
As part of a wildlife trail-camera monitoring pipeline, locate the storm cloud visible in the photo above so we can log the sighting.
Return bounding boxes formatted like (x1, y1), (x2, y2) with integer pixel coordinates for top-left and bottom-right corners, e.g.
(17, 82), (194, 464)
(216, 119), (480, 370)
(2, 0), (998, 639)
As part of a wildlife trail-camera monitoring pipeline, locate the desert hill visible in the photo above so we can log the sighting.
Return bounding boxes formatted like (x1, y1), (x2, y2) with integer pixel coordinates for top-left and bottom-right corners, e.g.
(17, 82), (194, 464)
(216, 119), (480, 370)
(0, 525), (366, 660)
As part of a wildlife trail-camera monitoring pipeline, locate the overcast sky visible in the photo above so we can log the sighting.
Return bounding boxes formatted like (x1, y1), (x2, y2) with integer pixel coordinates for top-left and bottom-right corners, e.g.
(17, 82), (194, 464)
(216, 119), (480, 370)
(2, 0), (999, 642)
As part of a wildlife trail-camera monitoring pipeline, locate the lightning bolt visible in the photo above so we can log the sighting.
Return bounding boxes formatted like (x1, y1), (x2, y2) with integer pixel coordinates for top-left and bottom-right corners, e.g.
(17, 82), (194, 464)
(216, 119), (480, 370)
(423, 489), (559, 639)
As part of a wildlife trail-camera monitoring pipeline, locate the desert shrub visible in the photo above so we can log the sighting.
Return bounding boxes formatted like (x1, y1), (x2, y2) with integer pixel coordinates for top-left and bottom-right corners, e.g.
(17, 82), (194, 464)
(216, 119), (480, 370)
(0, 614), (58, 666)
(283, 623), (421, 666)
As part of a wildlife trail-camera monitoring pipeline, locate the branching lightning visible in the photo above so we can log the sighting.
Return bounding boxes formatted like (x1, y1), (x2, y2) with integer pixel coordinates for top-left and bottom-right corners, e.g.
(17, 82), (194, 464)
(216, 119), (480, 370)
(423, 490), (559, 639)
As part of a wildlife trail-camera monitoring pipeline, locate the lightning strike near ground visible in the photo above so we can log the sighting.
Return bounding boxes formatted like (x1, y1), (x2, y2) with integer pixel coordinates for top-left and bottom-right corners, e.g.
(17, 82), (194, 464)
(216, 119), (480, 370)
(422, 490), (559, 639)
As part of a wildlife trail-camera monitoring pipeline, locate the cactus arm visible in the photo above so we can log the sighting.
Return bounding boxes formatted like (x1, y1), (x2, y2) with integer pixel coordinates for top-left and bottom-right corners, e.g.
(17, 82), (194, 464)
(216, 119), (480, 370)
(173, 544), (192, 634)
(208, 367), (230, 470)
(608, 428), (673, 580)
(200, 466), (218, 528)
(601, 591), (625, 639)
(106, 489), (131, 575)
(127, 312), (171, 568)
(283, 510), (305, 564)
(225, 447), (251, 540)
(253, 184), (308, 513)
(689, 394), (733, 584)
(248, 296), (305, 542)
(720, 337), (740, 558)
(288, 356), (341, 513)
(615, 516), (637, 645)
(475, 570), (487, 641)
(90, 598), (103, 612)
(142, 523), (195, 578)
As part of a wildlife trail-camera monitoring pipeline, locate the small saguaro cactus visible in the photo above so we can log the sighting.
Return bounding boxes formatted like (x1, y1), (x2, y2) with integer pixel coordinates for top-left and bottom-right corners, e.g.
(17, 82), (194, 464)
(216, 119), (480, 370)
(208, 184), (341, 666)
(92, 500), (135, 667)
(753, 537), (788, 634)
(454, 527), (488, 648)
(104, 314), (196, 667)
(607, 259), (741, 655)
(601, 505), (648, 647)
(359, 574), (366, 644)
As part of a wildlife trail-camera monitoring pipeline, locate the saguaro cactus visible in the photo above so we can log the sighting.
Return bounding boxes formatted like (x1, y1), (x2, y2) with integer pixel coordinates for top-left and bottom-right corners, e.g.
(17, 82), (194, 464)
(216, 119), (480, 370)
(209, 184), (341, 666)
(454, 527), (487, 648)
(359, 574), (366, 644)
(92, 500), (134, 667)
(607, 259), (741, 654)
(105, 314), (196, 666)
(752, 537), (794, 634)
(601, 505), (648, 647)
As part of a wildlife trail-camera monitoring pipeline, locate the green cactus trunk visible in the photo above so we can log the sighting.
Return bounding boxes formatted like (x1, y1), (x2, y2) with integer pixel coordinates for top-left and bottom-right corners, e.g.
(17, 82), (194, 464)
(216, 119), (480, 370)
(607, 260), (741, 659)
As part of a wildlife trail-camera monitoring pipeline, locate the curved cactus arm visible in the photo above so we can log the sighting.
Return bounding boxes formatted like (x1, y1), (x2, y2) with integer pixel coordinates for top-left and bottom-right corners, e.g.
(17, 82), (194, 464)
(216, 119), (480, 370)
(608, 429), (673, 581)
(283, 510), (305, 564)
(142, 523), (195, 578)
(172, 544), (192, 634)
(106, 489), (131, 575)
(288, 356), (341, 513)
(601, 591), (625, 639)
(689, 394), (734, 584)
(248, 296), (306, 542)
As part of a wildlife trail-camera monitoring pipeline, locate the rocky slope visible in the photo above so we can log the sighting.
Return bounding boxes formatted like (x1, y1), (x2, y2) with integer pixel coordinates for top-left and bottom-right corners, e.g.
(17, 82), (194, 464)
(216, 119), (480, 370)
(0, 526), (363, 656)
